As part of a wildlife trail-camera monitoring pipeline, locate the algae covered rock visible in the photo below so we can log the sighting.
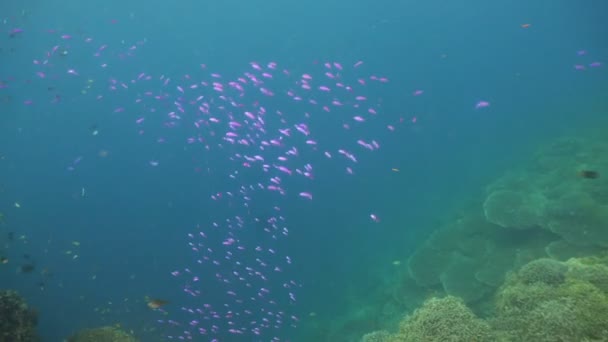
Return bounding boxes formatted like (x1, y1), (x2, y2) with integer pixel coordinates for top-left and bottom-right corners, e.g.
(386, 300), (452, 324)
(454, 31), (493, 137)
(0, 289), (38, 342)
(67, 326), (138, 342)
(395, 296), (492, 342)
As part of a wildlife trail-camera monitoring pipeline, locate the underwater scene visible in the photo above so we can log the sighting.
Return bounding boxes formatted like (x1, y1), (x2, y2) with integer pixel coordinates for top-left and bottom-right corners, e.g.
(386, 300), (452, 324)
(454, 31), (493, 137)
(1, 1), (607, 341)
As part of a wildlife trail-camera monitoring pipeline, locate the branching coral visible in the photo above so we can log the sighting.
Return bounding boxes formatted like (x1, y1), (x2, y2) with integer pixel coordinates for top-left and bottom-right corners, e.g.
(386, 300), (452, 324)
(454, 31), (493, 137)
(0, 290), (38, 342)
(494, 258), (608, 341)
(67, 326), (138, 342)
(520, 299), (583, 342)
(360, 330), (391, 342)
(394, 296), (492, 342)
(565, 258), (608, 293)
(517, 258), (567, 285)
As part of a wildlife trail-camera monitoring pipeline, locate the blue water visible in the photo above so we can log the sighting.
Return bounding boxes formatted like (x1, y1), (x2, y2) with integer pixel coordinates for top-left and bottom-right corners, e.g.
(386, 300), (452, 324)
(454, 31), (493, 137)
(1, 0), (606, 341)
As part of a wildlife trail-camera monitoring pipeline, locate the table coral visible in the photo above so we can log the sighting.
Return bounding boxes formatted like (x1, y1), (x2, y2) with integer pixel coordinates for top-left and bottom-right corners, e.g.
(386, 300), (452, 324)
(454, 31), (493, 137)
(483, 190), (545, 229)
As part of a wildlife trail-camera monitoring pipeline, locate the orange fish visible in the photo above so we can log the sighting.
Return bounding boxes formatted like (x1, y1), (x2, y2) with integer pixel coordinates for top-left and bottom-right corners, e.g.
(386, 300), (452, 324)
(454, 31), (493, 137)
(147, 298), (169, 309)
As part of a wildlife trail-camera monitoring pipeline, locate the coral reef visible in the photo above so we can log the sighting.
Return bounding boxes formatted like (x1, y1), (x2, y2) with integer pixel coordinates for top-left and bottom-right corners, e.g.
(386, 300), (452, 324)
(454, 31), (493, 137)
(0, 290), (38, 342)
(407, 210), (555, 304)
(356, 131), (608, 342)
(517, 299), (582, 342)
(66, 326), (139, 342)
(393, 296), (492, 342)
(365, 257), (608, 341)
(493, 258), (608, 341)
(483, 189), (545, 229)
(517, 258), (567, 285)
(544, 239), (603, 260)
(361, 330), (391, 342)
(484, 136), (608, 248)
(406, 133), (608, 310)
(565, 258), (608, 293)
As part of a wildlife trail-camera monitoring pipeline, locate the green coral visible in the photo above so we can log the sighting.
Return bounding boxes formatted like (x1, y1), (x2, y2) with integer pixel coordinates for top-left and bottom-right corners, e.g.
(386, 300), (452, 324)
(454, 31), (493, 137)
(520, 299), (583, 342)
(361, 330), (391, 342)
(555, 279), (608, 337)
(394, 296), (492, 342)
(0, 290), (38, 342)
(544, 240), (603, 260)
(545, 191), (608, 247)
(407, 209), (556, 305)
(439, 252), (492, 303)
(517, 258), (567, 285)
(496, 280), (556, 314)
(565, 258), (608, 293)
(359, 132), (608, 342)
(483, 189), (545, 229)
(493, 258), (608, 341)
(483, 136), (608, 249)
(67, 326), (138, 342)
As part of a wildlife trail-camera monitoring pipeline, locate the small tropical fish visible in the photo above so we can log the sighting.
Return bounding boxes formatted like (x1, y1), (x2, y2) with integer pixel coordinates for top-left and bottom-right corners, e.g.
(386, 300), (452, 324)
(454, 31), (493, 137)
(8, 28), (24, 38)
(578, 170), (599, 179)
(18, 263), (35, 273)
(475, 101), (490, 109)
(147, 298), (169, 309)
(89, 124), (99, 136)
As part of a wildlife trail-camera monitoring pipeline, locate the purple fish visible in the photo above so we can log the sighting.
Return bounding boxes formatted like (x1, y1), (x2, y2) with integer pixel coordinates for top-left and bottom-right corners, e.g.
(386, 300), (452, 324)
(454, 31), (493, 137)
(475, 100), (490, 109)
(9, 28), (23, 37)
